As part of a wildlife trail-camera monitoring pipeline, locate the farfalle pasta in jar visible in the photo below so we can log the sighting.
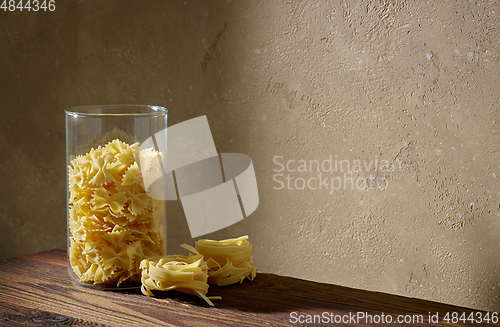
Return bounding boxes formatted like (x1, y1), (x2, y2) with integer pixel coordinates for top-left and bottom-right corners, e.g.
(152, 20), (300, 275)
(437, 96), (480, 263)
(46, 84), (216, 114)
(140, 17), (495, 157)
(65, 105), (167, 289)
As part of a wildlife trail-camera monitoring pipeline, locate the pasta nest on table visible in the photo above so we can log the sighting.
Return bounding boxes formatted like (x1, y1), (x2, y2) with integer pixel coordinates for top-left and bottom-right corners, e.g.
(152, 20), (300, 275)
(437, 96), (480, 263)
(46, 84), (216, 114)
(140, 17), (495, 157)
(140, 236), (256, 306)
(195, 235), (256, 286)
(140, 244), (221, 306)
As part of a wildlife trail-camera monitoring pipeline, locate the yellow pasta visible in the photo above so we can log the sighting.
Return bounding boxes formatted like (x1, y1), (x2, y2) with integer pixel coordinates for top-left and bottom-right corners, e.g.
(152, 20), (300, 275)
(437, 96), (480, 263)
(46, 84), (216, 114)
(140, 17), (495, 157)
(68, 139), (165, 286)
(140, 245), (221, 306)
(195, 235), (256, 286)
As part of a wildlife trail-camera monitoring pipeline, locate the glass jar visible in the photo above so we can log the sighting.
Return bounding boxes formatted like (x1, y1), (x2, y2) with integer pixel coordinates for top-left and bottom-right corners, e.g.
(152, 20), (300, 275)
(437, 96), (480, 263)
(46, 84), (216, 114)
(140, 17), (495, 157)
(65, 105), (167, 289)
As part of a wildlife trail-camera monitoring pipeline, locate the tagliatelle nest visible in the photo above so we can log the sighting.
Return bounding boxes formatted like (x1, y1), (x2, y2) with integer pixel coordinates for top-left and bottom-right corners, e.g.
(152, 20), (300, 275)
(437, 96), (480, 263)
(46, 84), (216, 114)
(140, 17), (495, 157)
(195, 236), (256, 286)
(140, 236), (257, 306)
(140, 244), (222, 306)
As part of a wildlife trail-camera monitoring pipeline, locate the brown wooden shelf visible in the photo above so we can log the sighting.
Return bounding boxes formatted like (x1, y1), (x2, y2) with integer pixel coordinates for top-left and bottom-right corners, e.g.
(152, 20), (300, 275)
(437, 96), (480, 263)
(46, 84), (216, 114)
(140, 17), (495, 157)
(0, 249), (497, 326)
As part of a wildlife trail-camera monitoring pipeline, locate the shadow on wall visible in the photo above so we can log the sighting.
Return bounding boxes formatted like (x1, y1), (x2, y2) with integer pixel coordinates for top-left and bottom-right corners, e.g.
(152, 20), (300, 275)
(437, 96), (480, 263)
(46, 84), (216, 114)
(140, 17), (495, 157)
(166, 2), (265, 249)
(0, 1), (239, 260)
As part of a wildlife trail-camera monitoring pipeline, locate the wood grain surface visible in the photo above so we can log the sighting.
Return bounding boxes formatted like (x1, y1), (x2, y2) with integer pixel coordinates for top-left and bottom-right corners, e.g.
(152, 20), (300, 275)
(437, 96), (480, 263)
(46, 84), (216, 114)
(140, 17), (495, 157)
(0, 249), (498, 326)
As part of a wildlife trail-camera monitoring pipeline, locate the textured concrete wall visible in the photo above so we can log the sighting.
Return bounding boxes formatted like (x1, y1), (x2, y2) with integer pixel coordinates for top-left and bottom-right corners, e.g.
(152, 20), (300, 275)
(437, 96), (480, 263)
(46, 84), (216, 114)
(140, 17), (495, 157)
(1, 0), (499, 311)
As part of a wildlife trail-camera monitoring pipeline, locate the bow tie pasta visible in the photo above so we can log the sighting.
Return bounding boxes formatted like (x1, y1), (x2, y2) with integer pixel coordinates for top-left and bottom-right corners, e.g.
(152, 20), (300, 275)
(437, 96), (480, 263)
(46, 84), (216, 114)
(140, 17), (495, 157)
(68, 139), (165, 286)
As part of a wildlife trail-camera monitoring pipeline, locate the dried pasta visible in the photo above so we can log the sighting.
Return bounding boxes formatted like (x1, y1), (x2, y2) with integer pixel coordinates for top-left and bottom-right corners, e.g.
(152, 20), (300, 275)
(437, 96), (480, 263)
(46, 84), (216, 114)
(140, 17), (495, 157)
(68, 139), (165, 286)
(195, 235), (256, 286)
(139, 244), (221, 306)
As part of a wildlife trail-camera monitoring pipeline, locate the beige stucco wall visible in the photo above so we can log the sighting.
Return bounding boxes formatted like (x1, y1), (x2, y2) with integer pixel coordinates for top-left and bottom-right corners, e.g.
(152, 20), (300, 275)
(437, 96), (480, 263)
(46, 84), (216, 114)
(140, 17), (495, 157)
(1, 0), (498, 311)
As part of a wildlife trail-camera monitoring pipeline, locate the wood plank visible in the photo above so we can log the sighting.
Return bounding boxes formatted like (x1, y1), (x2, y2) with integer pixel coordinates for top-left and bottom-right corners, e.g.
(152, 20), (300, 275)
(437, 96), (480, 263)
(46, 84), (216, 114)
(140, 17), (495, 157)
(0, 249), (498, 326)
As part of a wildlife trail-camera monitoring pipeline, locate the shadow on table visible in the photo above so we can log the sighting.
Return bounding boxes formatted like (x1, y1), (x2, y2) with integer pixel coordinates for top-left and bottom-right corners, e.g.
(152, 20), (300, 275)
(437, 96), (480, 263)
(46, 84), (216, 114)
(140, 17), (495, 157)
(18, 249), (495, 318)
(120, 272), (489, 317)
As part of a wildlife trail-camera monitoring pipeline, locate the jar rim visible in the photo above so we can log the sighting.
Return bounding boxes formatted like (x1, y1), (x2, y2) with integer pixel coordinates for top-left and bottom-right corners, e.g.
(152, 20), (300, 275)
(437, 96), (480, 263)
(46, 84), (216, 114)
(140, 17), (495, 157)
(65, 105), (167, 117)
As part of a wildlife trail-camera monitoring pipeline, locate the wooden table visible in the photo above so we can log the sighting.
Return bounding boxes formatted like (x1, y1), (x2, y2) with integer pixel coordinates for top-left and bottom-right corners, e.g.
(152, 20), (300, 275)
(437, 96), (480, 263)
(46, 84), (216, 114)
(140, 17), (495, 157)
(0, 249), (498, 326)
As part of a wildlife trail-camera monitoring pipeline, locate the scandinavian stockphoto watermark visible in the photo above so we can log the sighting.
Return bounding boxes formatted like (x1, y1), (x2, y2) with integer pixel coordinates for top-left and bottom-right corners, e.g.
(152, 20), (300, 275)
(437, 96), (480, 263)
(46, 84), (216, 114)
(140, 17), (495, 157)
(272, 155), (402, 192)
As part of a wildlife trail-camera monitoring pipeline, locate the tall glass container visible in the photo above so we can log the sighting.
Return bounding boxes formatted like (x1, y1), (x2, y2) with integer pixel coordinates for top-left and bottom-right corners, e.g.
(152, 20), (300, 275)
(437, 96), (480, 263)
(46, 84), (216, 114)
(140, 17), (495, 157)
(65, 105), (167, 289)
